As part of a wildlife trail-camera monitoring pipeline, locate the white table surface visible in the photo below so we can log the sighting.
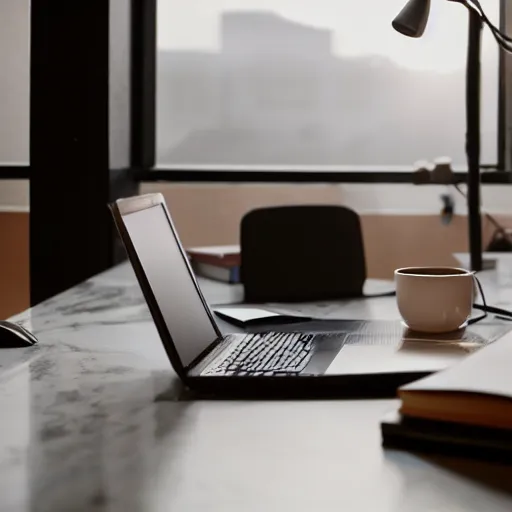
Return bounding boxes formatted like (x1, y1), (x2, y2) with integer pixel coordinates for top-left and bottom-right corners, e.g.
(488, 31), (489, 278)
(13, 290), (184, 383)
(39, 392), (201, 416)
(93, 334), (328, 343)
(0, 262), (511, 512)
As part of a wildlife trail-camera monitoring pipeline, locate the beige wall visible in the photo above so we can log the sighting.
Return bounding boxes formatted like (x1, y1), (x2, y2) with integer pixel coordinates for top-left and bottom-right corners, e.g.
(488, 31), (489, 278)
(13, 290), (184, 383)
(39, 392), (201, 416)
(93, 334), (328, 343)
(141, 183), (512, 279)
(0, 183), (511, 318)
(0, 181), (30, 318)
(0, 0), (29, 318)
(0, 212), (29, 318)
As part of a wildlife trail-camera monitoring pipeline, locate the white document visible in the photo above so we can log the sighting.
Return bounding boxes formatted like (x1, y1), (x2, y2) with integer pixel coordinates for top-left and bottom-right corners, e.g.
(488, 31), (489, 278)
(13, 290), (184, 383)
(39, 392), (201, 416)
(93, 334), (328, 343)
(266, 299), (400, 321)
(401, 332), (512, 396)
(264, 278), (397, 320)
(325, 342), (468, 376)
(187, 245), (240, 255)
(213, 307), (280, 323)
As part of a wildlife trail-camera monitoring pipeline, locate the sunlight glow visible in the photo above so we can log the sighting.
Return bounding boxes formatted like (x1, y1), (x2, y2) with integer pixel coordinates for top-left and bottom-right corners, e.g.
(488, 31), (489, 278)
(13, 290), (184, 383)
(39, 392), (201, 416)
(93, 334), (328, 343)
(157, 0), (500, 72)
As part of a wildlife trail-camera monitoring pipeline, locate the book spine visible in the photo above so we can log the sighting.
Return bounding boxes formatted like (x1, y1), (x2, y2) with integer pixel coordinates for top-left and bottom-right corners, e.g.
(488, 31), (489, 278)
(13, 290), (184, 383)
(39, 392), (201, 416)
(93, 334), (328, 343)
(230, 266), (240, 284)
(192, 262), (241, 284)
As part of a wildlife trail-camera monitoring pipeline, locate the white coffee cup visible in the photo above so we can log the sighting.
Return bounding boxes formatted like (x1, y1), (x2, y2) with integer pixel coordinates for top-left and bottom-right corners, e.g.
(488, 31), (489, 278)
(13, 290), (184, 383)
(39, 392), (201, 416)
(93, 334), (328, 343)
(395, 266), (475, 333)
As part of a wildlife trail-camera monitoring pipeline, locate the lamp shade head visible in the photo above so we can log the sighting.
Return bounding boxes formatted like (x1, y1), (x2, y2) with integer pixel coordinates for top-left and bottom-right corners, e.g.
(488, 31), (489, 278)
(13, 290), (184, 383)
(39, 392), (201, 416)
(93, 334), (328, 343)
(392, 0), (431, 38)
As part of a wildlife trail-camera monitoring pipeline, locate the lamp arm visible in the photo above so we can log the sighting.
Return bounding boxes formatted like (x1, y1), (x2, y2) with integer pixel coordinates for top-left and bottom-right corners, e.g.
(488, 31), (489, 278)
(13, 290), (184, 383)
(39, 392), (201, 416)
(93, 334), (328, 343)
(468, 0), (512, 42)
(453, 0), (512, 52)
(453, 184), (508, 235)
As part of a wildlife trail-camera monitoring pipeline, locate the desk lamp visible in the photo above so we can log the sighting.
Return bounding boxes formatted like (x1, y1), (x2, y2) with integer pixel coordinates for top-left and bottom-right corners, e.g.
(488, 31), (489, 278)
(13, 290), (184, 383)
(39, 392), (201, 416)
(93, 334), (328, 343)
(392, 0), (512, 271)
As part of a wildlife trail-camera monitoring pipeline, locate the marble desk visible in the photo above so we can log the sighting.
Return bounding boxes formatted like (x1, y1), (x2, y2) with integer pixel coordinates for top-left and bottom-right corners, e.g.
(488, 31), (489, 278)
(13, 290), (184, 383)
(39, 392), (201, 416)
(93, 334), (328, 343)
(1, 263), (512, 512)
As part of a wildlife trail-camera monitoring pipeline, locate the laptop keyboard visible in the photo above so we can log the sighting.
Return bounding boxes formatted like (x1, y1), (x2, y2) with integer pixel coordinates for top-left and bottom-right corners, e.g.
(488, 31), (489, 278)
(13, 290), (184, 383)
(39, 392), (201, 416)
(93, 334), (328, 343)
(204, 332), (314, 376)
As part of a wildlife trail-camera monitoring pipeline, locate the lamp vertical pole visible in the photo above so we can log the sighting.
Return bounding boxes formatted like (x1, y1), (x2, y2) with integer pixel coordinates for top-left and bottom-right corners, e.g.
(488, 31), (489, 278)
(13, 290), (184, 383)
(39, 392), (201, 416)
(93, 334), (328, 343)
(466, 8), (483, 272)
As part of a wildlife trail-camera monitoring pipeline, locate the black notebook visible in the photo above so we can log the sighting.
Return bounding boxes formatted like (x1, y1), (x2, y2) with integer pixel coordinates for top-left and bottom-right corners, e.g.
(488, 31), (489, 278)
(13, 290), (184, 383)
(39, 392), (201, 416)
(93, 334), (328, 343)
(381, 409), (512, 464)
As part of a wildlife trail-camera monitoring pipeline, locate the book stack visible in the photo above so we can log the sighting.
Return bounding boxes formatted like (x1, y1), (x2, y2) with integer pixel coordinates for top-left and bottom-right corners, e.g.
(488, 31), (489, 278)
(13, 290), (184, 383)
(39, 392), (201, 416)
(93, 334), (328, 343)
(381, 333), (512, 463)
(187, 245), (241, 284)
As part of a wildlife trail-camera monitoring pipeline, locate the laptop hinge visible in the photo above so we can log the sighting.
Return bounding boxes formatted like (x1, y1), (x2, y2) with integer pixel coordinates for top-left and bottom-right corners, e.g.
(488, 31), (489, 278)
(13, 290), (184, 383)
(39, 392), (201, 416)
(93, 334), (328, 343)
(186, 334), (240, 376)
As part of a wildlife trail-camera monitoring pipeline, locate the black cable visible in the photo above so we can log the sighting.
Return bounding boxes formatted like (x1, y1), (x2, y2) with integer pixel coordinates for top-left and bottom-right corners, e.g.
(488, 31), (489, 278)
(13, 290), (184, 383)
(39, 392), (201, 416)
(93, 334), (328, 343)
(463, 0), (512, 52)
(474, 303), (512, 319)
(453, 183), (510, 237)
(449, 0), (512, 52)
(468, 0), (512, 42)
(470, 274), (512, 324)
(468, 273), (488, 324)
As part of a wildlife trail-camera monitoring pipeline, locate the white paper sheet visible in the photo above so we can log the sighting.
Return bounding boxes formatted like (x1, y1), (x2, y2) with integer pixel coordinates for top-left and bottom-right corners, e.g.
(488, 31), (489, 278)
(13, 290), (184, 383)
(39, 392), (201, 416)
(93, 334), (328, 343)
(266, 298), (400, 321)
(214, 307), (280, 323)
(263, 279), (397, 320)
(325, 343), (468, 375)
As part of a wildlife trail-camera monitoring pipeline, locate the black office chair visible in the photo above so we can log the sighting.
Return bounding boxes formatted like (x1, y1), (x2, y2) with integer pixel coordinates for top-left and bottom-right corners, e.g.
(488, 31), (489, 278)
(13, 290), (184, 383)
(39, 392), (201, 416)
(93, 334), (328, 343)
(240, 205), (368, 303)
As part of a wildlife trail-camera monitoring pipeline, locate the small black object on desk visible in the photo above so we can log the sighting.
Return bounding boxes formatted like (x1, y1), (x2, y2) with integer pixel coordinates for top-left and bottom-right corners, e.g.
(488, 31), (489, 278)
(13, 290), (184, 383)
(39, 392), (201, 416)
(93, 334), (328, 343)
(0, 320), (38, 348)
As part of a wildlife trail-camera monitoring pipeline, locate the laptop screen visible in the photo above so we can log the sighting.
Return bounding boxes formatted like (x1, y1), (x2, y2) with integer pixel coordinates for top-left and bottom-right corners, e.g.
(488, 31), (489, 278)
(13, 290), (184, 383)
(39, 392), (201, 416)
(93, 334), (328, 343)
(122, 203), (219, 367)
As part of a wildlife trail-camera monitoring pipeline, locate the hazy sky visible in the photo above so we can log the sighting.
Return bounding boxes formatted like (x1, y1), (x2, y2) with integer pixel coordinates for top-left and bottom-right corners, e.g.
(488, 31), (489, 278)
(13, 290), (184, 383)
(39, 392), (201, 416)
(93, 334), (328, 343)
(157, 0), (500, 72)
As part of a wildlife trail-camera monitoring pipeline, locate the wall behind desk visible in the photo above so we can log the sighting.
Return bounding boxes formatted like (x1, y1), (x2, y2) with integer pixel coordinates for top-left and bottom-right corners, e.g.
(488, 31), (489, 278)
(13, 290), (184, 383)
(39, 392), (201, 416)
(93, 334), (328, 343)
(0, 210), (29, 319)
(142, 183), (512, 278)
(1, 182), (511, 319)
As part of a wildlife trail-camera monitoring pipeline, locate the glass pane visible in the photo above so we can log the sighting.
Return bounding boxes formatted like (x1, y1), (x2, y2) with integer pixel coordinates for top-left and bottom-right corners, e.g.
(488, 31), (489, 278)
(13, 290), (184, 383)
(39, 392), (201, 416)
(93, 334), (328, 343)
(0, 0), (30, 165)
(156, 0), (499, 168)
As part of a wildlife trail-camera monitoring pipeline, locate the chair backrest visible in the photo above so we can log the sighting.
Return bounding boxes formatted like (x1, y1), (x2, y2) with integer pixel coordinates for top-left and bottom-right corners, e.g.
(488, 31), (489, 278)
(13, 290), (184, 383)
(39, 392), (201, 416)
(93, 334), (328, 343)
(240, 205), (367, 303)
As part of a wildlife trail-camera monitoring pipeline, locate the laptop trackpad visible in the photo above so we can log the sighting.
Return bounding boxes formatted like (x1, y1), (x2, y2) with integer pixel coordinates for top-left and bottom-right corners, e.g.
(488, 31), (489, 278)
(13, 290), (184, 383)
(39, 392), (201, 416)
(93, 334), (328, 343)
(324, 342), (468, 375)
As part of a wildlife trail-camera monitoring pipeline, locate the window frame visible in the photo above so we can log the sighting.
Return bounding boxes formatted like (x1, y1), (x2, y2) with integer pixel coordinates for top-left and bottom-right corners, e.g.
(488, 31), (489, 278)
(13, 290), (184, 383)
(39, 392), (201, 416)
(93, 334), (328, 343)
(0, 166), (30, 179)
(131, 0), (512, 185)
(1, 0), (511, 184)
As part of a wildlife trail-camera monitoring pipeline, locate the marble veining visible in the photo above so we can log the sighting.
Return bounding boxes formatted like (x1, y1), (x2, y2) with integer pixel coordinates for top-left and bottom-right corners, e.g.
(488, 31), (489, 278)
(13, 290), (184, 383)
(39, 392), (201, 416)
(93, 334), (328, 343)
(0, 263), (511, 512)
(0, 261), (244, 511)
(0, 263), (177, 511)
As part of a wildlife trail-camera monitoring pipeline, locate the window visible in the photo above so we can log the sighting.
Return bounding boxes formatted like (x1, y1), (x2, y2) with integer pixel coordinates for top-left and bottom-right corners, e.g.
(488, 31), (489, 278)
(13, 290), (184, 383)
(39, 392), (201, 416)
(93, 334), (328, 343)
(156, 0), (499, 170)
(0, 0), (29, 167)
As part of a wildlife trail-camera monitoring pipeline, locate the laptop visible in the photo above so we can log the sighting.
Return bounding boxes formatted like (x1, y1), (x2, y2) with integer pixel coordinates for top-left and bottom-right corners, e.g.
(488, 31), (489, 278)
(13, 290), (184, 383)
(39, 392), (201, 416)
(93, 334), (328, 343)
(109, 193), (504, 398)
